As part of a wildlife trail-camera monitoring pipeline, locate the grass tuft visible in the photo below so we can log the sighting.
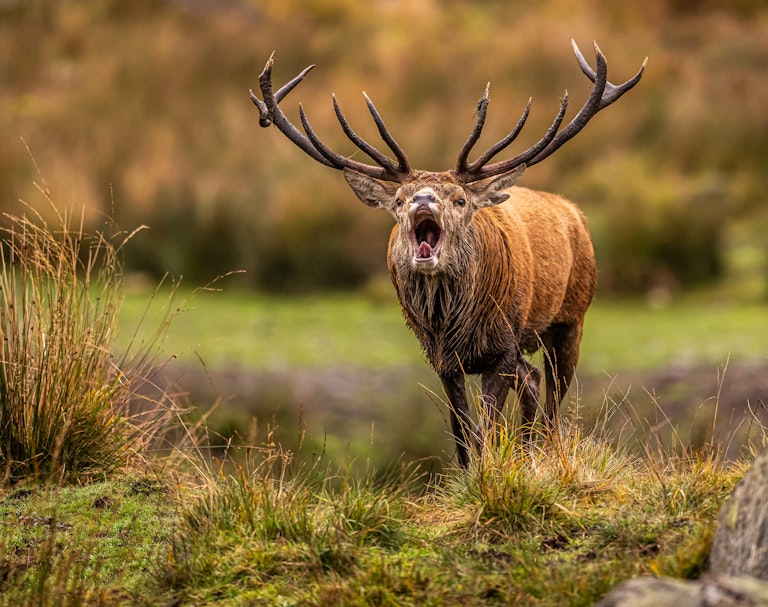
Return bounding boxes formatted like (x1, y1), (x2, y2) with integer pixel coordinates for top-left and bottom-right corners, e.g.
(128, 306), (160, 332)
(0, 197), (177, 483)
(442, 407), (636, 540)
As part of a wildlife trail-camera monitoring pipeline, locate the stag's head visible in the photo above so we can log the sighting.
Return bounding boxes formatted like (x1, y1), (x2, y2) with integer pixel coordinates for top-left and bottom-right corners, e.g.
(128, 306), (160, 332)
(250, 41), (646, 274)
(341, 168), (525, 273)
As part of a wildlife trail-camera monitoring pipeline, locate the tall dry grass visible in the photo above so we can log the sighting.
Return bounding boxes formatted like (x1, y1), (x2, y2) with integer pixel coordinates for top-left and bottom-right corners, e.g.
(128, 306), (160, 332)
(0, 184), (177, 483)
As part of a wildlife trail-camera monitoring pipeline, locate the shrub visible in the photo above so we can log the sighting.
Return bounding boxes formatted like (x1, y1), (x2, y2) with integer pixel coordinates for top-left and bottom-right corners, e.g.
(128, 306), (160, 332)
(5, 1), (767, 296)
(569, 156), (729, 294)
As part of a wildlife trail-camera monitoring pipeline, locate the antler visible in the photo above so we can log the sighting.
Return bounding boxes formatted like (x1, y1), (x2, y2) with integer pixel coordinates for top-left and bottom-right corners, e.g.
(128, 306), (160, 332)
(455, 40), (648, 183)
(250, 52), (411, 182)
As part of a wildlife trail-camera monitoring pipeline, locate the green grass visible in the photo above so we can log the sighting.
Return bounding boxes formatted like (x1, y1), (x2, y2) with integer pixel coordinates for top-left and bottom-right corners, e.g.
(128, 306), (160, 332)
(118, 287), (768, 375)
(118, 287), (424, 370)
(0, 473), (175, 606)
(582, 296), (768, 373)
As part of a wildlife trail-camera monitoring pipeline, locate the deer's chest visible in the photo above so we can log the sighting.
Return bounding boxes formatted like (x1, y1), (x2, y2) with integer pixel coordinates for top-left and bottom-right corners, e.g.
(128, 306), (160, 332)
(396, 276), (517, 375)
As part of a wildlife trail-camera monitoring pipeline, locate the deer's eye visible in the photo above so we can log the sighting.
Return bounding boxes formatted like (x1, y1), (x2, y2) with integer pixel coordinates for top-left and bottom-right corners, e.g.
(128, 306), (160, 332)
(396, 198), (404, 207)
(455, 198), (466, 207)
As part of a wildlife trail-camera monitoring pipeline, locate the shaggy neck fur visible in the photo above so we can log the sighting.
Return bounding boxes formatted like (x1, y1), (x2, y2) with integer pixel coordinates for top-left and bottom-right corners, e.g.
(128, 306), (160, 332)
(388, 211), (526, 376)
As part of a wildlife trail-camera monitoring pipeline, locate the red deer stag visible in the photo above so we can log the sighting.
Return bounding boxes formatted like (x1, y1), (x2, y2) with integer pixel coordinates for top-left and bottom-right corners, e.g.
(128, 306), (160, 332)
(250, 41), (646, 467)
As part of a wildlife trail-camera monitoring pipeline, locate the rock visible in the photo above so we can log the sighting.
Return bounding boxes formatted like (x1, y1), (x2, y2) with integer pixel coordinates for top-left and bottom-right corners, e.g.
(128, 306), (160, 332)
(597, 450), (768, 606)
(595, 576), (700, 607)
(595, 574), (768, 607)
(710, 450), (768, 579)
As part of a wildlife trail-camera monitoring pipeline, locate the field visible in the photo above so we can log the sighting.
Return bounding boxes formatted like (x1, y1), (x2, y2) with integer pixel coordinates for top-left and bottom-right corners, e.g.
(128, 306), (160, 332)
(3, 1), (768, 603)
(0, 442), (747, 606)
(119, 286), (768, 374)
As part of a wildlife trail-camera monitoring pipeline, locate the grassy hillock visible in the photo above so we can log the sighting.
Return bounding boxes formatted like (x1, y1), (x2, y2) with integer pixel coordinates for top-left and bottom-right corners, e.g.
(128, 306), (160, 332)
(0, 422), (752, 606)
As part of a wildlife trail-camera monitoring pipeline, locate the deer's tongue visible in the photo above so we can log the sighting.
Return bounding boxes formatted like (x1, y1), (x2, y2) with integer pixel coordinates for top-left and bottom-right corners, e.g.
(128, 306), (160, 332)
(416, 241), (433, 258)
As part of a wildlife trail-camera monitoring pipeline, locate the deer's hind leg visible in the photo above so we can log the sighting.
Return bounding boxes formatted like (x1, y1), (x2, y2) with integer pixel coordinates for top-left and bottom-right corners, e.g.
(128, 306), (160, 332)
(541, 322), (583, 428)
(516, 357), (542, 440)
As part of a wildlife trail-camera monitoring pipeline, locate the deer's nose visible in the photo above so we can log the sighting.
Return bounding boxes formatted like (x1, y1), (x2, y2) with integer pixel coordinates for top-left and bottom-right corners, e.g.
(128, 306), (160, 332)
(412, 193), (435, 206)
(409, 191), (438, 218)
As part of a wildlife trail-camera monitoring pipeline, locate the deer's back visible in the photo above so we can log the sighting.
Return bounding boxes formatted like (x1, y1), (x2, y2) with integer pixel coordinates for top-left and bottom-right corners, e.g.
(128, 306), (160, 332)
(487, 186), (597, 335)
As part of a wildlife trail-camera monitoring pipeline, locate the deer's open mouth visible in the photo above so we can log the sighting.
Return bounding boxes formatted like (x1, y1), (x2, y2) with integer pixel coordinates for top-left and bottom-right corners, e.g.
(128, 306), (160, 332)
(412, 212), (442, 263)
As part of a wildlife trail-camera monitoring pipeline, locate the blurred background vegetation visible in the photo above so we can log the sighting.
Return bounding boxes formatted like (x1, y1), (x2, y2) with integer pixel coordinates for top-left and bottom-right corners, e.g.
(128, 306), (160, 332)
(2, 0), (767, 296)
(3, 0), (768, 469)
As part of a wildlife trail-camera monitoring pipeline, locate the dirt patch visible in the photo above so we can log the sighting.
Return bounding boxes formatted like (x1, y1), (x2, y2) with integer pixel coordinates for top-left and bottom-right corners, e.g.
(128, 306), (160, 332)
(159, 359), (768, 464)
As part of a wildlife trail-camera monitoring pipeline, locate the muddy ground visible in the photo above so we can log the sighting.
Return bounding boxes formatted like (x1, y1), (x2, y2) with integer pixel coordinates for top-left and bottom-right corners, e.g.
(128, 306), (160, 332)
(162, 358), (768, 469)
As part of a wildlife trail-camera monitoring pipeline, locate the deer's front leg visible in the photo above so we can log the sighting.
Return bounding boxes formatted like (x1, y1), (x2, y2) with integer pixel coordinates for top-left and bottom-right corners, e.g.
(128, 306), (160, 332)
(480, 354), (517, 447)
(440, 371), (476, 468)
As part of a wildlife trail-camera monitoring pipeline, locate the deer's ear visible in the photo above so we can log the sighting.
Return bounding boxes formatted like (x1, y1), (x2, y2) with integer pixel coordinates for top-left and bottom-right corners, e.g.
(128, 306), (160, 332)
(343, 169), (400, 210)
(465, 165), (526, 208)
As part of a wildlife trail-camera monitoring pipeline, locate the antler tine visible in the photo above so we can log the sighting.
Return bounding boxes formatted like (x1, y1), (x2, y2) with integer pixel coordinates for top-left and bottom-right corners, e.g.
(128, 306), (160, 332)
(251, 59), (316, 127)
(526, 40), (647, 166)
(362, 93), (411, 174)
(299, 104), (394, 179)
(572, 39), (647, 107)
(253, 52), (334, 167)
(460, 93), (569, 182)
(251, 52), (410, 181)
(332, 95), (401, 175)
(455, 83), (491, 175)
(497, 94), (568, 173)
(458, 40), (646, 182)
(274, 64), (316, 104)
(249, 91), (270, 127)
(465, 97), (532, 173)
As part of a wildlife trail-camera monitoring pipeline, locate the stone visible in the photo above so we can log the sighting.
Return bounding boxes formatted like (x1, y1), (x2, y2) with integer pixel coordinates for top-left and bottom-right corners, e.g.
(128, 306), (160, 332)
(595, 576), (700, 607)
(710, 450), (768, 579)
(597, 450), (768, 606)
(595, 574), (768, 607)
